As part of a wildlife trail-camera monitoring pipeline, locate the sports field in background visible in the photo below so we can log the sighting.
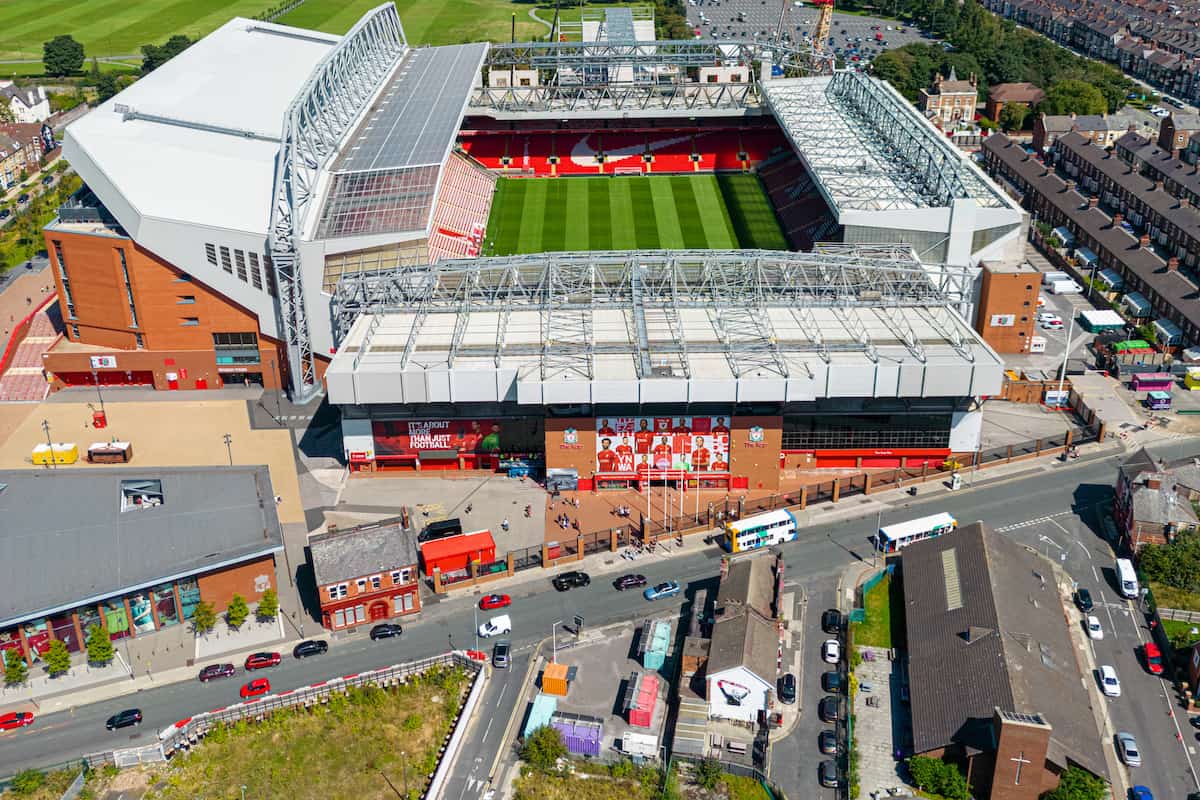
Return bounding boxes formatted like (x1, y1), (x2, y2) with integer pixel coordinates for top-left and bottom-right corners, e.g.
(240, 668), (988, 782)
(483, 174), (789, 256)
(0, 0), (545, 64)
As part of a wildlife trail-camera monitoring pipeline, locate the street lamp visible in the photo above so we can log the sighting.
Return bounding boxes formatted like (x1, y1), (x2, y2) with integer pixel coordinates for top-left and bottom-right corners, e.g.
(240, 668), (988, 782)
(223, 433), (233, 465)
(41, 418), (55, 470)
(91, 370), (104, 413)
(551, 619), (563, 663)
(474, 605), (479, 651)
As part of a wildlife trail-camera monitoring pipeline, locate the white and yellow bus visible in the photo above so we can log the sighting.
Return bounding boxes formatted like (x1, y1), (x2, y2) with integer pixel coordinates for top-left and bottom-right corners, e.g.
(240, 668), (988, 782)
(724, 509), (798, 553)
(876, 512), (957, 554)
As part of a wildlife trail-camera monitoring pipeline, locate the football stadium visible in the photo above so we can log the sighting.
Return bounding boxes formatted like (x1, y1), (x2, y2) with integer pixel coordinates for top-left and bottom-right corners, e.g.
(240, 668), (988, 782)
(45, 2), (1027, 488)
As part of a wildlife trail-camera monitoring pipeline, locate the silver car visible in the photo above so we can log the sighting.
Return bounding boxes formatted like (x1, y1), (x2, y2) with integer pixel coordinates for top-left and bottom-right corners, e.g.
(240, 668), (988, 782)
(1116, 732), (1141, 767)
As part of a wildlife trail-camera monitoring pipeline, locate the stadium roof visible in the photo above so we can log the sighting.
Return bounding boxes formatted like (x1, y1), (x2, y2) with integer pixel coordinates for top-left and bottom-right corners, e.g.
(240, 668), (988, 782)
(325, 248), (1003, 407)
(764, 73), (1011, 214)
(64, 18), (339, 238)
(0, 466), (284, 628)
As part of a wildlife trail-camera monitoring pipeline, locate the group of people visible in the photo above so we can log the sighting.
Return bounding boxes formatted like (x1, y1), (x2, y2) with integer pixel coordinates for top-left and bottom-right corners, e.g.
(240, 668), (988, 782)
(554, 513), (579, 531)
(612, 505), (632, 518)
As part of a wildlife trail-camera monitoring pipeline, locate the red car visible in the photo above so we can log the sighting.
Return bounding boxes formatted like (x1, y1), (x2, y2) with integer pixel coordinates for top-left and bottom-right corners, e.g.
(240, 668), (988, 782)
(240, 678), (271, 699)
(479, 594), (511, 610)
(244, 652), (282, 671)
(1144, 642), (1164, 675)
(0, 711), (34, 731)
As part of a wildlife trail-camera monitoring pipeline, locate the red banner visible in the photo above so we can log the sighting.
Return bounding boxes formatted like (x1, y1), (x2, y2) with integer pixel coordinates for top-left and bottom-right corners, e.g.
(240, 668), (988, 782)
(372, 419), (503, 457)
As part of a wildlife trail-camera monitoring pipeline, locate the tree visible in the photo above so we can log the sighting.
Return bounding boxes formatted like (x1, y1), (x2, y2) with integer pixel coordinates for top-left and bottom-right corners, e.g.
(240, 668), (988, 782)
(4, 649), (27, 686)
(42, 35), (85, 76)
(44, 640), (71, 677)
(907, 756), (970, 800)
(192, 601), (217, 634)
(0, 101), (13, 124)
(521, 725), (567, 772)
(693, 759), (722, 790)
(140, 34), (193, 74)
(256, 588), (279, 621)
(998, 102), (1030, 132)
(1040, 79), (1108, 116)
(226, 594), (249, 629)
(1040, 767), (1107, 800)
(95, 73), (120, 104)
(85, 625), (114, 665)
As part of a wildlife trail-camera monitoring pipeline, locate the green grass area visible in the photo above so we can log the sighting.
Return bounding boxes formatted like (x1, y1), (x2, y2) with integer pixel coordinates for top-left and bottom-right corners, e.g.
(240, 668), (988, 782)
(852, 574), (898, 649)
(0, 60), (139, 78)
(1150, 581), (1200, 613)
(513, 769), (657, 800)
(484, 174), (787, 256)
(530, 3), (650, 39)
(146, 669), (468, 800)
(1162, 618), (1200, 649)
(277, 0), (545, 46)
(720, 774), (772, 800)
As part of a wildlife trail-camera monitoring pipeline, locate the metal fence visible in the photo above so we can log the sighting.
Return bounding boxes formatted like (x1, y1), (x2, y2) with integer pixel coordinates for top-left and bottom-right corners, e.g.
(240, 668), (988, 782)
(512, 543), (543, 572)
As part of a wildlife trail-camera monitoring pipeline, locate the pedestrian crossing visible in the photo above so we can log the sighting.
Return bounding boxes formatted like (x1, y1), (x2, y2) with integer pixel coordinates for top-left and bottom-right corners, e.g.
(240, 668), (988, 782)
(993, 509), (1074, 533)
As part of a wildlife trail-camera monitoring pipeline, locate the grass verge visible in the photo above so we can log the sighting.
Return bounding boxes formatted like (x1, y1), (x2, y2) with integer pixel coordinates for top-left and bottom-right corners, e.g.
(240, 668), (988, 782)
(1162, 618), (1200, 649)
(1149, 581), (1200, 613)
(146, 667), (468, 800)
(852, 575), (894, 649)
(513, 768), (658, 800)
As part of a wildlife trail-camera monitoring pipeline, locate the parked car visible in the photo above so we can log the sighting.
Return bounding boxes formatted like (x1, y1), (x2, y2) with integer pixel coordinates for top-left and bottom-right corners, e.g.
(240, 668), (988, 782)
(822, 638), (841, 664)
(818, 760), (839, 788)
(821, 608), (843, 634)
(1099, 665), (1121, 697)
(292, 640), (328, 659)
(1075, 588), (1094, 612)
(1116, 732), (1141, 767)
(479, 593), (511, 610)
(479, 614), (512, 638)
(818, 695), (839, 722)
(778, 673), (797, 704)
(1129, 786), (1152, 800)
(614, 574), (647, 591)
(552, 571), (590, 591)
(822, 671), (844, 693)
(493, 639), (511, 669)
(1039, 317), (1064, 330)
(198, 663), (236, 682)
(16, 194), (28, 204)
(644, 581), (681, 601)
(0, 209), (9, 220)
(106, 709), (143, 730)
(1085, 616), (1103, 640)
(0, 711), (34, 731)
(244, 652), (282, 671)
(42, 175), (53, 185)
(819, 729), (840, 755)
(1143, 642), (1164, 675)
(418, 518), (462, 543)
(370, 623), (403, 641)
(240, 678), (271, 698)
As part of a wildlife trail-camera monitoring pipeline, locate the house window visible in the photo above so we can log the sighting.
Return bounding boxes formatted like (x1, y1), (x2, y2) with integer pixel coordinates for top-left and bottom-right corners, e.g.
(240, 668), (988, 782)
(370, 575), (381, 591)
(356, 578), (367, 592)
(328, 583), (347, 600)
(219, 246), (233, 274)
(205, 244), (218, 267)
(180, 317), (199, 327)
(234, 250), (248, 282)
(70, 323), (80, 339)
(333, 609), (345, 628)
(394, 594), (415, 613)
(135, 333), (145, 349)
(212, 332), (259, 364)
(52, 240), (76, 318)
(354, 605), (366, 623)
(177, 295), (195, 304)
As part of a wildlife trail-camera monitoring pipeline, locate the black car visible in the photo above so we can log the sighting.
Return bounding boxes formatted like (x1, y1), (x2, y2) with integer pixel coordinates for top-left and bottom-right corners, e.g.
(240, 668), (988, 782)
(614, 573), (647, 591)
(197, 663), (235, 682)
(1075, 588), (1094, 613)
(821, 608), (843, 634)
(778, 673), (797, 704)
(818, 729), (840, 755)
(106, 709), (142, 730)
(553, 571), (590, 591)
(369, 623), (403, 641)
(42, 176), (53, 185)
(818, 695), (839, 722)
(0, 209), (9, 220)
(822, 671), (844, 693)
(292, 639), (329, 658)
(419, 518), (463, 543)
(493, 639), (511, 669)
(818, 760), (839, 788)
(17, 194), (29, 204)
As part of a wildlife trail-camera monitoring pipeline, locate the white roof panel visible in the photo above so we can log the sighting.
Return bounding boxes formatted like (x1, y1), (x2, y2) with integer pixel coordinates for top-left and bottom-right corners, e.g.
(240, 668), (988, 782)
(65, 18), (339, 236)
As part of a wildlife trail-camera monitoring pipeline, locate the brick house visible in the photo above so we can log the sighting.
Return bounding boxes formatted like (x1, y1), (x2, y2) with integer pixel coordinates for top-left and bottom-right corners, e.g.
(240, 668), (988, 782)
(985, 83), (1045, 123)
(0, 124), (42, 191)
(1157, 112), (1200, 152)
(1114, 447), (1200, 552)
(309, 518), (421, 631)
(918, 68), (978, 127)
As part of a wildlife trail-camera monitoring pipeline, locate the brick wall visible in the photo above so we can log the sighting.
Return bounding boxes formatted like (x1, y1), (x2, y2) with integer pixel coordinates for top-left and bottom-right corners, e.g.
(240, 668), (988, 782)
(196, 556), (277, 613)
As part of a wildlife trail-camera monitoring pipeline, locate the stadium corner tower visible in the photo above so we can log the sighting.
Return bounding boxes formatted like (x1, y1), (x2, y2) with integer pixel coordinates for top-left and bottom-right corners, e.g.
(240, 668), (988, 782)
(50, 3), (1026, 485)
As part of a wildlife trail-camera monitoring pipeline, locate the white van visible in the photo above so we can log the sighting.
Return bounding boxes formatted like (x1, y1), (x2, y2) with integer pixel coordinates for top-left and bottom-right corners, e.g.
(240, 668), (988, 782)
(1050, 280), (1082, 295)
(1115, 558), (1139, 599)
(1043, 271), (1071, 286)
(479, 614), (512, 638)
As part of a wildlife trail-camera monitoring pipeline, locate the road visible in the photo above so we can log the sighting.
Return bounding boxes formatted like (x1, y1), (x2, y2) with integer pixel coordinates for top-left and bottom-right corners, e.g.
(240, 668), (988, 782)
(2, 440), (1199, 797)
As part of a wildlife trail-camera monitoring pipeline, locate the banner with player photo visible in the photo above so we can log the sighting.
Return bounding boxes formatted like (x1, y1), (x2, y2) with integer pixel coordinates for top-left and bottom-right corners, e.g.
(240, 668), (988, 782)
(595, 415), (731, 474)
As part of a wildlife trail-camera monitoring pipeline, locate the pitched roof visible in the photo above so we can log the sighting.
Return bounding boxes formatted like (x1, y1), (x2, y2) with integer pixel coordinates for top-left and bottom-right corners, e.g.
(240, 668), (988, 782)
(716, 555), (777, 621)
(988, 83), (1045, 103)
(0, 465), (284, 628)
(706, 608), (779, 686)
(902, 522), (1106, 777)
(309, 517), (420, 586)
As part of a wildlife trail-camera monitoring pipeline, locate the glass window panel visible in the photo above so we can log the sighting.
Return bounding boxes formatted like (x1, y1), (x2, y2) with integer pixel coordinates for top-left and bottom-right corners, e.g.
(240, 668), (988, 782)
(153, 584), (179, 627)
(129, 591), (156, 633)
(103, 599), (130, 640)
(49, 615), (80, 653)
(178, 577), (201, 620)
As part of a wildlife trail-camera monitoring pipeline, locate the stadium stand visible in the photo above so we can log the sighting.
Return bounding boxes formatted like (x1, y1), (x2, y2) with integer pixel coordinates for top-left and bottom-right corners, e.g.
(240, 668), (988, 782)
(428, 153), (498, 261)
(0, 303), (59, 402)
(757, 152), (842, 249)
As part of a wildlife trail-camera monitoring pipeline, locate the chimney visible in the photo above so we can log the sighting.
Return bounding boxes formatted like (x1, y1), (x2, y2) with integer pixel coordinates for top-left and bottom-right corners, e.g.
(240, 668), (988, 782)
(1182, 197), (1191, 209)
(1088, 195), (1099, 208)
(1140, 233), (1152, 247)
(1147, 476), (1162, 490)
(1168, 256), (1180, 272)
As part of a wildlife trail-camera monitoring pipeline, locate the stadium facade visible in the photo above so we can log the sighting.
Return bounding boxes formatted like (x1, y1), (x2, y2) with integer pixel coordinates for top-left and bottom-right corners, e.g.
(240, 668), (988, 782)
(44, 3), (1021, 481)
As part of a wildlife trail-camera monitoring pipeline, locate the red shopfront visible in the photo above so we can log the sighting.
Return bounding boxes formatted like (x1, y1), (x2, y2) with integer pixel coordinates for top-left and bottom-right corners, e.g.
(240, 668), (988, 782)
(782, 448), (953, 470)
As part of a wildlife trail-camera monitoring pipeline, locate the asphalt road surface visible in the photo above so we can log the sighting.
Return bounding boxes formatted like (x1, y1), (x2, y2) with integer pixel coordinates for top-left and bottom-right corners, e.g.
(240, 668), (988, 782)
(2, 440), (1199, 797)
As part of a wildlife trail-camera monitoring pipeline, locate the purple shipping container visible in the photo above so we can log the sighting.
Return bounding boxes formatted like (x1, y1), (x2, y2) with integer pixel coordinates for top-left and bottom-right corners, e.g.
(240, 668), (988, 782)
(551, 718), (602, 757)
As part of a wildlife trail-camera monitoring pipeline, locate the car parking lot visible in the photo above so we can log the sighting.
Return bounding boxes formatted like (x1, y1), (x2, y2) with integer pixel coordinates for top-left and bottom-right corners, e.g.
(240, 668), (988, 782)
(685, 1), (931, 65)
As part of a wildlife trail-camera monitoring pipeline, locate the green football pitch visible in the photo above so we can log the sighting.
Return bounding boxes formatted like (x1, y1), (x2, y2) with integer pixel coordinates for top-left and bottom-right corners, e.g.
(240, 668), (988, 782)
(483, 174), (789, 255)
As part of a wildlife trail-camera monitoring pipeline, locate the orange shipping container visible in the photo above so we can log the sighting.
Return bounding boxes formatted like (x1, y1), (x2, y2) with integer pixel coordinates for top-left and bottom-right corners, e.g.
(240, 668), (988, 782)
(542, 662), (569, 696)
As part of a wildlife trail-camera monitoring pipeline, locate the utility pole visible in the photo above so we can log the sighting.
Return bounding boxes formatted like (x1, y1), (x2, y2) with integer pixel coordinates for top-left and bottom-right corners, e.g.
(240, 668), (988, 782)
(223, 433), (233, 465)
(41, 418), (55, 470)
(1055, 314), (1075, 411)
